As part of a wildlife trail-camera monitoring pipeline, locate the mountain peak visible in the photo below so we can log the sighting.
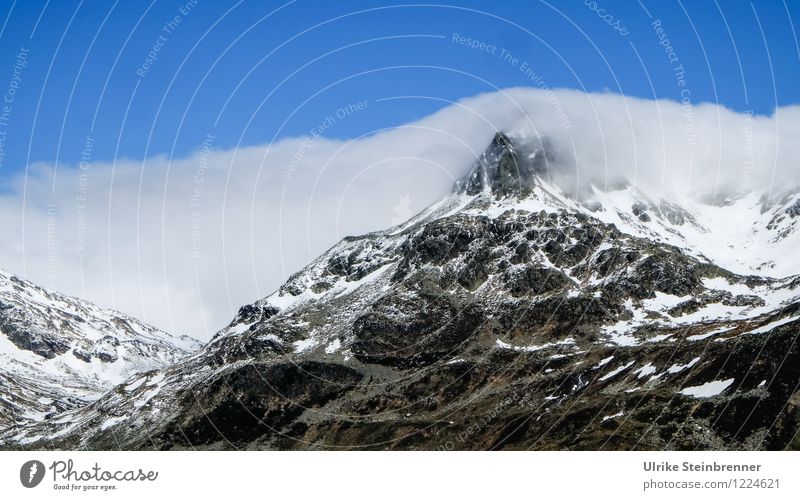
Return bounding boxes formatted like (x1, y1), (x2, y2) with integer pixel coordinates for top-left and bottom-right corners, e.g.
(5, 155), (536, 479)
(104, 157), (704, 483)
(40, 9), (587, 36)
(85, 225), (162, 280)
(455, 132), (555, 197)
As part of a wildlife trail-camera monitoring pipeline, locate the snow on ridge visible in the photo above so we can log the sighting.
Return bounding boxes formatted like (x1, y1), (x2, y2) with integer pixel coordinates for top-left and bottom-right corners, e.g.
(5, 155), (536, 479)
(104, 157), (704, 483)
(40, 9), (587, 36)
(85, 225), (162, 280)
(264, 261), (396, 314)
(745, 316), (800, 336)
(495, 337), (576, 353)
(503, 181), (800, 279)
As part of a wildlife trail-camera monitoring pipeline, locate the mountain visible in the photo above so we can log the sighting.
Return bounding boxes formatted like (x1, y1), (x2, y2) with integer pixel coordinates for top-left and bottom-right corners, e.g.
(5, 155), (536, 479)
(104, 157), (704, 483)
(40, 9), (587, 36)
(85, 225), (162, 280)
(3, 133), (800, 450)
(0, 268), (201, 435)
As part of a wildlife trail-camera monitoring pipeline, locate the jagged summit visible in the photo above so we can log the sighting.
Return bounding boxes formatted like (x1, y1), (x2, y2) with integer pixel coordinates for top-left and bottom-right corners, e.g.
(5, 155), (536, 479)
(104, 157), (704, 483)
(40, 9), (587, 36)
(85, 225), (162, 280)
(455, 132), (555, 197)
(451, 134), (800, 280)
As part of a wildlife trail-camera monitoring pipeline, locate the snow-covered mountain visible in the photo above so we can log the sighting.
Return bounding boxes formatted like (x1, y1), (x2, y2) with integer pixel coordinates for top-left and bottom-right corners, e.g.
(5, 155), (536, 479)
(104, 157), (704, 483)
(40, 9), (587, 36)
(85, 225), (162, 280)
(3, 133), (800, 450)
(580, 180), (800, 280)
(0, 268), (201, 431)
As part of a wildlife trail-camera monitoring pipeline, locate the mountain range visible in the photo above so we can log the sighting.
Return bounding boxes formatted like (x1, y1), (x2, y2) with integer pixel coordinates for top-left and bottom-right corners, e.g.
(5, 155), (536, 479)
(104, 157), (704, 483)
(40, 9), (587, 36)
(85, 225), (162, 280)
(2, 132), (799, 450)
(0, 268), (199, 435)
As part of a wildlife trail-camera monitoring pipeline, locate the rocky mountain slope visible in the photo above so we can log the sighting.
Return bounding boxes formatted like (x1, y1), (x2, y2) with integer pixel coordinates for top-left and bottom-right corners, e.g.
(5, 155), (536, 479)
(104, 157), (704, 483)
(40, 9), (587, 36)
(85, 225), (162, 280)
(0, 268), (200, 433)
(3, 133), (800, 450)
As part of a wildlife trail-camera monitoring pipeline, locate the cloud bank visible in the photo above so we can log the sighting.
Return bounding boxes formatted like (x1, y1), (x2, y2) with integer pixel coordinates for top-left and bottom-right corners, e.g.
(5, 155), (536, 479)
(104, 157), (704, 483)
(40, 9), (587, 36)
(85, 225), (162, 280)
(1, 88), (797, 338)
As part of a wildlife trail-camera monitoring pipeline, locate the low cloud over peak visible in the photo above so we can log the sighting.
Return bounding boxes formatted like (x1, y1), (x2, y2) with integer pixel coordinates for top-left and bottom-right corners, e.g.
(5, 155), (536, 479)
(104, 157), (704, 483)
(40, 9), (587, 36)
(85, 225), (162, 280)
(0, 88), (796, 337)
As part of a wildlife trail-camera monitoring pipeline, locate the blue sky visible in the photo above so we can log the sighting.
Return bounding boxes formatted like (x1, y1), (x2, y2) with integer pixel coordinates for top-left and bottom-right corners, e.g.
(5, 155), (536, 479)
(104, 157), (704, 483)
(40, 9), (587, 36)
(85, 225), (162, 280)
(0, 0), (798, 177)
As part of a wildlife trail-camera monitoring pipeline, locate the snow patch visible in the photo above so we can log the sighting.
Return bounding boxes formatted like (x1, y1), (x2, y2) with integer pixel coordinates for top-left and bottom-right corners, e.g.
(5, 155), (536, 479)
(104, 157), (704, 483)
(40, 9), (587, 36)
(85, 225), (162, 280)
(635, 363), (657, 379)
(325, 339), (342, 354)
(599, 361), (635, 381)
(679, 378), (735, 398)
(745, 316), (799, 335)
(667, 357), (701, 374)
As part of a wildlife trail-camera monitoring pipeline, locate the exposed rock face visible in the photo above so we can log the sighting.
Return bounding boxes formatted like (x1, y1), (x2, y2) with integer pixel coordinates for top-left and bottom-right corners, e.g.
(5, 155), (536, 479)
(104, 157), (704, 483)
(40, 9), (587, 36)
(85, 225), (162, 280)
(456, 132), (554, 197)
(3, 134), (800, 451)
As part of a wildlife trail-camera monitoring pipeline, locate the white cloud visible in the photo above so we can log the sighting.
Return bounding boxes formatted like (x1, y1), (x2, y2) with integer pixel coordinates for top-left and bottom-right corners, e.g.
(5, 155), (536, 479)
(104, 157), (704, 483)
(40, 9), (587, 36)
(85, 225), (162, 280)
(0, 88), (797, 338)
